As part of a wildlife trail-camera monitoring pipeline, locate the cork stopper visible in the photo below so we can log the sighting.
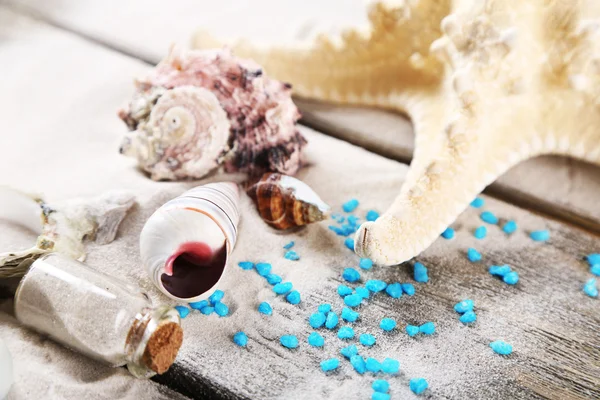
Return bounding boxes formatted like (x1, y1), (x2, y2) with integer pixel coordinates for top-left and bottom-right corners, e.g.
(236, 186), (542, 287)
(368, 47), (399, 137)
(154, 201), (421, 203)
(142, 322), (183, 374)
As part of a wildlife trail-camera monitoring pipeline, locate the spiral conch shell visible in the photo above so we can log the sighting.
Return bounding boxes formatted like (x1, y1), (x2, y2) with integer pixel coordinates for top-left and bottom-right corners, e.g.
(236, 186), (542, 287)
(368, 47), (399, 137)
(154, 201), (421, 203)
(246, 173), (330, 230)
(140, 182), (240, 301)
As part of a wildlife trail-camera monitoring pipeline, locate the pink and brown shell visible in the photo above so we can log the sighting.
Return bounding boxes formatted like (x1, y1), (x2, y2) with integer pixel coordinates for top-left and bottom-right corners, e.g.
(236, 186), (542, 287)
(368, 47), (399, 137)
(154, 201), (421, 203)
(118, 48), (306, 180)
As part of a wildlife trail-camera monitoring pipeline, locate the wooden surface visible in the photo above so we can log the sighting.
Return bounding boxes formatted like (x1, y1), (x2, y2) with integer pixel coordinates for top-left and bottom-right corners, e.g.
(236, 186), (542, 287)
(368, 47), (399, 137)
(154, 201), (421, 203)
(0, 3), (599, 400)
(6, 0), (600, 234)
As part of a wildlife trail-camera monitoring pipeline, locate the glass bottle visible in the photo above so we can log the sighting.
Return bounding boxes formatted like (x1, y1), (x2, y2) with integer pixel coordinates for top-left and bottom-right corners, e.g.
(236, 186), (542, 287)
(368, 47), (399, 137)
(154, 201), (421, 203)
(14, 253), (183, 378)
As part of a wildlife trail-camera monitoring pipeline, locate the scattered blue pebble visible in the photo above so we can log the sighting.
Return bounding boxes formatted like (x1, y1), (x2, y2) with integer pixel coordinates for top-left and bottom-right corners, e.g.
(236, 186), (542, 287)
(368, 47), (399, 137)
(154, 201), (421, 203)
(343, 268), (361, 283)
(189, 300), (209, 310)
(381, 358), (400, 374)
(273, 282), (293, 295)
(238, 261), (254, 270)
(459, 311), (477, 324)
(454, 299), (474, 314)
(343, 199), (359, 213)
(489, 264), (512, 277)
(366, 280), (387, 292)
(401, 283), (415, 296)
(372, 379), (390, 393)
(366, 210), (380, 222)
(331, 213), (345, 223)
(419, 322), (436, 335)
(503, 271), (519, 285)
(340, 344), (358, 359)
(471, 197), (485, 208)
(209, 290), (224, 305)
(258, 302), (273, 316)
(503, 220), (517, 234)
(380, 318), (397, 331)
(359, 258), (374, 270)
(591, 264), (600, 277)
(200, 306), (214, 315)
(328, 225), (345, 236)
(283, 241), (295, 249)
(233, 331), (248, 347)
(441, 227), (455, 239)
(480, 211), (499, 224)
(406, 325), (419, 337)
(365, 358), (382, 373)
(355, 286), (370, 300)
(350, 355), (367, 374)
(255, 263), (272, 277)
(385, 282), (403, 298)
(409, 378), (428, 395)
(360, 334), (376, 347)
(318, 304), (332, 313)
(325, 312), (339, 329)
(347, 215), (360, 226)
(309, 312), (327, 329)
(286, 290), (301, 305)
(214, 302), (229, 317)
(320, 358), (340, 372)
(344, 294), (363, 308)
(474, 226), (487, 239)
(308, 332), (325, 347)
(530, 230), (550, 242)
(338, 284), (354, 297)
(341, 307), (360, 322)
(338, 326), (355, 339)
(174, 305), (190, 318)
(583, 278), (598, 298)
(587, 253), (600, 266)
(280, 335), (299, 349)
(414, 262), (429, 283)
(266, 273), (283, 285)
(340, 224), (358, 236)
(284, 250), (300, 261)
(372, 393), (390, 400)
(467, 248), (482, 262)
(344, 238), (355, 251)
(490, 340), (513, 355)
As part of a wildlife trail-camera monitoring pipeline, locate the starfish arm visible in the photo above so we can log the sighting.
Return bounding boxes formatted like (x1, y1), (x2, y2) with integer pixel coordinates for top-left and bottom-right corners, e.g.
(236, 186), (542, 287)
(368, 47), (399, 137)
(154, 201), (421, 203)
(192, 0), (449, 109)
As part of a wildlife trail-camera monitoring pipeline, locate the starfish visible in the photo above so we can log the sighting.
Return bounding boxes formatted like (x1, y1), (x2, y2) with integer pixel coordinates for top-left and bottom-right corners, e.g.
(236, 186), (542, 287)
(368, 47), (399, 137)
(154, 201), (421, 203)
(194, 0), (600, 266)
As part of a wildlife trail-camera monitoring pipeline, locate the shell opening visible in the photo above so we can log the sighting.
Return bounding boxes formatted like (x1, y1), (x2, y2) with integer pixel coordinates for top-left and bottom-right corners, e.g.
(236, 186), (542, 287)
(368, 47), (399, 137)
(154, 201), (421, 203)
(160, 241), (227, 299)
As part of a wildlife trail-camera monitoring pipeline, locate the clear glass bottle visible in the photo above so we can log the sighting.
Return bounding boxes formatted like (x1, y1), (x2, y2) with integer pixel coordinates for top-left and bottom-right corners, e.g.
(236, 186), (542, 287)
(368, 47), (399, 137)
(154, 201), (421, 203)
(14, 253), (183, 378)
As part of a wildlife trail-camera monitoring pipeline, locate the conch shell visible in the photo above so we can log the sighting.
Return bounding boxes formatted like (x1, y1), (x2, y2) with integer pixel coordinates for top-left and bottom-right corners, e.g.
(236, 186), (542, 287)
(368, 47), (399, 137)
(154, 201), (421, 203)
(0, 187), (135, 278)
(140, 182), (240, 301)
(118, 48), (307, 181)
(246, 173), (330, 230)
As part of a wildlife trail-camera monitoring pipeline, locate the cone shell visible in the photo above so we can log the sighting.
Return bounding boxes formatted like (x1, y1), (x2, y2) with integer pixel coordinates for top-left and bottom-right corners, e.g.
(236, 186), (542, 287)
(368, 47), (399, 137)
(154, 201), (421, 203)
(246, 173), (330, 230)
(140, 182), (240, 301)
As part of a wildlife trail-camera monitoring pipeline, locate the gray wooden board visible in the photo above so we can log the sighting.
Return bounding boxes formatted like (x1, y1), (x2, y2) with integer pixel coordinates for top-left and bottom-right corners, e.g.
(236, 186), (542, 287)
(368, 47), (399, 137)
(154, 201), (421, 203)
(0, 4), (599, 400)
(6, 0), (600, 233)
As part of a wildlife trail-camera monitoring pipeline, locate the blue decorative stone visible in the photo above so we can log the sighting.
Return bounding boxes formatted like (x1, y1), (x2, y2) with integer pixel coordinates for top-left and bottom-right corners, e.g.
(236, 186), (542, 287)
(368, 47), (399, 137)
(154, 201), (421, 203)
(344, 294), (362, 307)
(344, 238), (355, 251)
(480, 211), (499, 224)
(360, 334), (376, 346)
(273, 282), (293, 295)
(338, 285), (353, 297)
(503, 271), (519, 285)
(340, 344), (358, 359)
(372, 393), (390, 400)
(385, 283), (403, 298)
(200, 306), (214, 315)
(381, 358), (400, 374)
(238, 261), (254, 270)
(337, 326), (355, 339)
(380, 318), (397, 331)
(459, 311), (477, 324)
(233, 331), (248, 347)
(286, 290), (301, 304)
(350, 355), (366, 374)
(471, 197), (485, 208)
(308, 332), (325, 347)
(467, 248), (482, 262)
(258, 302), (272, 316)
(209, 290), (224, 305)
(309, 312), (327, 329)
(474, 226), (487, 239)
(584, 278), (598, 298)
(342, 199), (359, 213)
(283, 241), (295, 249)
(174, 305), (190, 318)
(419, 322), (435, 335)
(320, 358), (340, 372)
(343, 268), (361, 283)
(359, 258), (374, 270)
(341, 307), (360, 322)
(414, 262), (429, 283)
(591, 264), (600, 277)
(284, 250), (300, 261)
(587, 254), (600, 266)
(265, 273), (282, 285)
(401, 283), (415, 296)
(280, 335), (299, 349)
(355, 286), (370, 299)
(409, 378), (428, 395)
(490, 340), (513, 355)
(365, 357), (381, 373)
(372, 379), (389, 393)
(366, 280), (387, 292)
(454, 299), (474, 314)
(406, 325), (419, 337)
(441, 227), (455, 239)
(489, 265), (511, 277)
(366, 210), (380, 221)
(318, 303), (332, 313)
(189, 300), (209, 310)
(255, 262), (272, 277)
(347, 215), (360, 226)
(530, 230), (550, 242)
(325, 312), (339, 329)
(214, 302), (229, 317)
(329, 225), (345, 236)
(502, 220), (517, 234)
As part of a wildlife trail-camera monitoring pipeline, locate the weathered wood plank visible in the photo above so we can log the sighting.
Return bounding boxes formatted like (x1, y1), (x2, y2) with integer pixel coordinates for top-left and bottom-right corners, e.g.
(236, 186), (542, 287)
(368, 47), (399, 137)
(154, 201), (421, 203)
(1, 6), (598, 400)
(6, 0), (600, 233)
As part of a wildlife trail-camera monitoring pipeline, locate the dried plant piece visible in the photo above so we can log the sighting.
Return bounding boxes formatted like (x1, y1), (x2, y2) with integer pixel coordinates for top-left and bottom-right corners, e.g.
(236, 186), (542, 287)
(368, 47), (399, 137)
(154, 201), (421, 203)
(0, 187), (135, 278)
(118, 48), (306, 181)
(246, 173), (330, 230)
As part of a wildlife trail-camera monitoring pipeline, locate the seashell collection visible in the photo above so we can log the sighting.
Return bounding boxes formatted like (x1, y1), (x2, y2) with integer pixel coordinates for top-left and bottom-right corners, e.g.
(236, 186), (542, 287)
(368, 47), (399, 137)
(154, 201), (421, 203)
(246, 173), (330, 230)
(118, 48), (307, 181)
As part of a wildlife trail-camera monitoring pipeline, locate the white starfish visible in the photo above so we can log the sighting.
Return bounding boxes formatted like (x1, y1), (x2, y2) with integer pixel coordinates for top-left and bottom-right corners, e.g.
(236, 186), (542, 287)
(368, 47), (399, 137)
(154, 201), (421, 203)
(194, 0), (600, 265)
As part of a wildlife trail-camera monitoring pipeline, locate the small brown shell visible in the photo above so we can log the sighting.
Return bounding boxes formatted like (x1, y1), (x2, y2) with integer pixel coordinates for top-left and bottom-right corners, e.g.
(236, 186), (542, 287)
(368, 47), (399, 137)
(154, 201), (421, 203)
(246, 173), (330, 230)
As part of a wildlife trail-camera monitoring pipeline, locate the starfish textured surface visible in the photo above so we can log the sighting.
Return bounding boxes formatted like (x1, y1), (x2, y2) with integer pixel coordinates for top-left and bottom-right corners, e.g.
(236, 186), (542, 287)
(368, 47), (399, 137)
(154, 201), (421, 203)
(194, 0), (600, 265)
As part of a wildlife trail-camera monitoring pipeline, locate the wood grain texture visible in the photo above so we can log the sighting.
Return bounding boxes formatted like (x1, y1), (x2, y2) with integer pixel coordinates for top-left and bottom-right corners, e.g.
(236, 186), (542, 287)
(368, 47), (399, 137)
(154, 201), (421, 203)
(1, 4), (599, 400)
(6, 0), (600, 233)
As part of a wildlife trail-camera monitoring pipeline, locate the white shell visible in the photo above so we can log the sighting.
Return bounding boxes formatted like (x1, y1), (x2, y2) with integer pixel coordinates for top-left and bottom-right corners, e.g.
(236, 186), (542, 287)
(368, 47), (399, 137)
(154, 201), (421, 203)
(0, 337), (13, 399)
(140, 182), (240, 302)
